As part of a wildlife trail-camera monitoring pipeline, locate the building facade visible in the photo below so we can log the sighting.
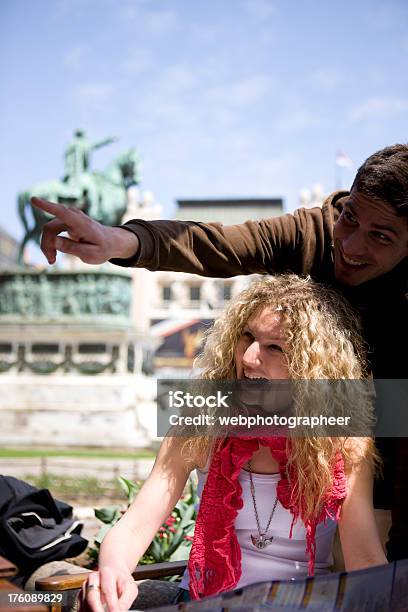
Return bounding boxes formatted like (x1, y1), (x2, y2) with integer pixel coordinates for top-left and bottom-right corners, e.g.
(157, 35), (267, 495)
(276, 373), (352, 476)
(0, 226), (19, 269)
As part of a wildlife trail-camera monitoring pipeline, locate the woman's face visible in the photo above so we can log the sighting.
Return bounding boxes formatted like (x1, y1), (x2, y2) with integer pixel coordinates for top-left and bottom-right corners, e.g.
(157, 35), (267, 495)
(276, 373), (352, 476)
(235, 307), (289, 380)
(234, 307), (290, 414)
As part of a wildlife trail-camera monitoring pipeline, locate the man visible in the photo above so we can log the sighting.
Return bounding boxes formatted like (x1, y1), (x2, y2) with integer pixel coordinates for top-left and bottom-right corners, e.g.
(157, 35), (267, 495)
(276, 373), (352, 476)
(32, 143), (408, 560)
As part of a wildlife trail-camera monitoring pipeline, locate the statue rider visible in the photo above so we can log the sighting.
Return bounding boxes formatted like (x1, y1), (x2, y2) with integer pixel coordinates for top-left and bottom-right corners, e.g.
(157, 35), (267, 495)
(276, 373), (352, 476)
(63, 129), (117, 181)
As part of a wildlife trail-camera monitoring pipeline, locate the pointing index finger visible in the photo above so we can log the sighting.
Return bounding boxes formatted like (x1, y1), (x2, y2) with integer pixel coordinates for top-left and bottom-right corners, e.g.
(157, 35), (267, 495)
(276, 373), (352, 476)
(31, 197), (69, 220)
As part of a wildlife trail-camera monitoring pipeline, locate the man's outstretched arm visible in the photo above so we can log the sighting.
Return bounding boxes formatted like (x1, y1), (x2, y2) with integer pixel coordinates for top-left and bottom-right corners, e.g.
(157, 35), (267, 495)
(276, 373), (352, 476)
(32, 196), (334, 277)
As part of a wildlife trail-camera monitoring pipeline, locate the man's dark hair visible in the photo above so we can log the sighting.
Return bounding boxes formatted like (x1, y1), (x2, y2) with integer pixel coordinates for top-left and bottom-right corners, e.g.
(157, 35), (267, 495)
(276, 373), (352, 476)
(351, 144), (408, 216)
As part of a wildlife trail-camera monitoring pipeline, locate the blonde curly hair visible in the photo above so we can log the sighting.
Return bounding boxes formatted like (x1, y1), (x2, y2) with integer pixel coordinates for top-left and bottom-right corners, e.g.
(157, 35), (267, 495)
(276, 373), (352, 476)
(183, 274), (379, 521)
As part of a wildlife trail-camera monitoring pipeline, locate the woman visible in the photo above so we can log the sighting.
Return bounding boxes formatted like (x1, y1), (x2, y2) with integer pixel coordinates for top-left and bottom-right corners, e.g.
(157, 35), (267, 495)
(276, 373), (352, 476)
(82, 275), (386, 611)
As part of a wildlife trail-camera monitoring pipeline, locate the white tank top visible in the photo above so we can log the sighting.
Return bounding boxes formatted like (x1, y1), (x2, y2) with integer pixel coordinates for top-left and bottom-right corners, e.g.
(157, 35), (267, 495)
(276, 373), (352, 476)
(180, 465), (337, 590)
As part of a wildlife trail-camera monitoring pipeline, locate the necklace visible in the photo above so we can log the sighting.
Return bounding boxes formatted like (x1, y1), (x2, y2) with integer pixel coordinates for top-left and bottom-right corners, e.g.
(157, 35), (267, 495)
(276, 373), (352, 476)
(248, 460), (278, 549)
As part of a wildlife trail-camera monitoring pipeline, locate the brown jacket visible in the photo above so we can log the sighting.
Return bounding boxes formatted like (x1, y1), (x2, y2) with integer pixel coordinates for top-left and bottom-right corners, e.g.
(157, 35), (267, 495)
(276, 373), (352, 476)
(113, 192), (344, 279)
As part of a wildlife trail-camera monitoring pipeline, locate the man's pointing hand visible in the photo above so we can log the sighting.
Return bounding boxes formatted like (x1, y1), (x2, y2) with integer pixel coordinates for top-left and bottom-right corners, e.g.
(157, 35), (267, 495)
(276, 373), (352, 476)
(31, 197), (139, 265)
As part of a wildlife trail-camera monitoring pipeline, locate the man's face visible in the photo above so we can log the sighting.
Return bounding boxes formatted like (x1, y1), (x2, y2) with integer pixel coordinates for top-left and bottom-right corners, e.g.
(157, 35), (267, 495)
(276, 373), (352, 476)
(333, 191), (408, 286)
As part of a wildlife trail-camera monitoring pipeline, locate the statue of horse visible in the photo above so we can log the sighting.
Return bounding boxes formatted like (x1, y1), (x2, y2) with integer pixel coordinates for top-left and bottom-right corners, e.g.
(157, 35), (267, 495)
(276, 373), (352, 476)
(17, 148), (141, 264)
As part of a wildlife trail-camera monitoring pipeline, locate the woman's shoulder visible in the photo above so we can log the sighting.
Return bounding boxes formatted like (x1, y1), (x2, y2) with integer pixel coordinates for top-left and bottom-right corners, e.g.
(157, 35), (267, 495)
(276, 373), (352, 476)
(341, 437), (378, 475)
(169, 437), (213, 472)
(342, 436), (373, 456)
(195, 443), (213, 471)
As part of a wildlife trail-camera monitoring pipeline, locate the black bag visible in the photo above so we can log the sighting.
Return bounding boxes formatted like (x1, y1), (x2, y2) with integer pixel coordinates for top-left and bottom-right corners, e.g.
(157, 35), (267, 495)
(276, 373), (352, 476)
(0, 475), (88, 580)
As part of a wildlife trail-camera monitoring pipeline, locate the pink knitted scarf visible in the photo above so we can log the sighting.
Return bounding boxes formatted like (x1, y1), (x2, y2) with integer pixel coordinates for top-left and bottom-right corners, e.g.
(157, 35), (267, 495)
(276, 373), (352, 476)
(187, 436), (346, 600)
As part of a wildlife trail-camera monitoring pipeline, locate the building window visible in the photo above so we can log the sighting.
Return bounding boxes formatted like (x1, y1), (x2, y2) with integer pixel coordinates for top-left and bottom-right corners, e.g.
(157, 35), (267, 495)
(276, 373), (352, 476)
(78, 344), (107, 354)
(31, 343), (59, 354)
(162, 285), (172, 302)
(189, 285), (201, 302)
(222, 283), (232, 302)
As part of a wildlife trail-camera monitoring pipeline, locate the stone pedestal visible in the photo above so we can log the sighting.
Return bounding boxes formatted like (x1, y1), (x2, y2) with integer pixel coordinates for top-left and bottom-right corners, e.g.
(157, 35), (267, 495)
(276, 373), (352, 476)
(0, 374), (157, 447)
(0, 269), (157, 448)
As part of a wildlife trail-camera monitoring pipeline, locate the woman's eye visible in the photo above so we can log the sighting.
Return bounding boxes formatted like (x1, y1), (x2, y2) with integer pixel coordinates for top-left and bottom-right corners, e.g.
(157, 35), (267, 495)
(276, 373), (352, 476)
(268, 344), (283, 353)
(243, 331), (253, 340)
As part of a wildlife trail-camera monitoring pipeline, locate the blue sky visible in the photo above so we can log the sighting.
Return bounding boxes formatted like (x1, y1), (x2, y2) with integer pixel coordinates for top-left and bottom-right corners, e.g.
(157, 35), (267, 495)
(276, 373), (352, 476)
(1, 0), (407, 256)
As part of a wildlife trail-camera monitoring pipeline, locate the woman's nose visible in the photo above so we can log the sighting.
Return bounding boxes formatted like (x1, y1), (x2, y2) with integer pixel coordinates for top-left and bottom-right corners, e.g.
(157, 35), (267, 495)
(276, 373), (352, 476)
(243, 342), (261, 367)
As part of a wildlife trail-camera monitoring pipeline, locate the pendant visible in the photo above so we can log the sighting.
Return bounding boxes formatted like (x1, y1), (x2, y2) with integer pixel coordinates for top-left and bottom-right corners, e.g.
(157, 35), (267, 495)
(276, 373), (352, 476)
(251, 534), (274, 549)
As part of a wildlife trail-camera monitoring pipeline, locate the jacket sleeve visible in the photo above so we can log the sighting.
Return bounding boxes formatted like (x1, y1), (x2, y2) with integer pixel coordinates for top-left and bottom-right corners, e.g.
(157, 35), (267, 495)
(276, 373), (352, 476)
(110, 202), (336, 279)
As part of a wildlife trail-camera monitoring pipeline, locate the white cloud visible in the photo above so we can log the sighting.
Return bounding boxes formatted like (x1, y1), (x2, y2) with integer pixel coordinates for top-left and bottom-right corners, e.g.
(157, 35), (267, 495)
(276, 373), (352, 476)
(350, 96), (408, 121)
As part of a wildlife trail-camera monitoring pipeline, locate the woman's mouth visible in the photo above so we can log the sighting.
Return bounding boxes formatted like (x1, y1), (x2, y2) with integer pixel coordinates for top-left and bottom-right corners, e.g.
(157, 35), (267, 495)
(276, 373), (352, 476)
(243, 373), (268, 381)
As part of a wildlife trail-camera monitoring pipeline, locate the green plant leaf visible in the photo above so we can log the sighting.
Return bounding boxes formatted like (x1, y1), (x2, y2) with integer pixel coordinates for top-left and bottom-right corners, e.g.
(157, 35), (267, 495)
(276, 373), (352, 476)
(165, 530), (188, 557)
(178, 504), (195, 529)
(117, 476), (140, 503)
(149, 538), (164, 563)
(169, 542), (192, 562)
(94, 505), (121, 524)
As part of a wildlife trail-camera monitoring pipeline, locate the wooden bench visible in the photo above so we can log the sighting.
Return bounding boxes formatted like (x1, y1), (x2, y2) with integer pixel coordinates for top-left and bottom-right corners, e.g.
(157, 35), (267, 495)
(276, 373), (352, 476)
(36, 560), (187, 611)
(0, 555), (50, 612)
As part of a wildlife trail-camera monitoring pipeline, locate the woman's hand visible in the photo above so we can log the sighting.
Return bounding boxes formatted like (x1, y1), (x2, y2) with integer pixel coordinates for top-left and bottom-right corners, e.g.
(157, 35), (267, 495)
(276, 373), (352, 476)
(78, 568), (139, 612)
